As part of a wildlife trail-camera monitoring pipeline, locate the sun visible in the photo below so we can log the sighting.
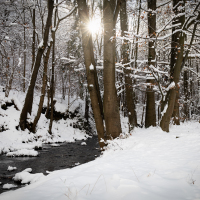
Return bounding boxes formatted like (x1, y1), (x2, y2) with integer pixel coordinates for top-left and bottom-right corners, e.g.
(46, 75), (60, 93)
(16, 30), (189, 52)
(87, 18), (102, 35)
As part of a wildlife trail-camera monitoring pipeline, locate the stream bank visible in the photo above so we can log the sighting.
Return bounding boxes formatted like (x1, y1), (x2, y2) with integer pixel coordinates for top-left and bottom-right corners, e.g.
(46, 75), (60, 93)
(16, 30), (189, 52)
(0, 136), (101, 194)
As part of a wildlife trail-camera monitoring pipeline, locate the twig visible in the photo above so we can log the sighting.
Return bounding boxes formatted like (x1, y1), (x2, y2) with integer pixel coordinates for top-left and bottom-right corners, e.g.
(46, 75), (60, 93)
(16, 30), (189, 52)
(131, 167), (140, 183)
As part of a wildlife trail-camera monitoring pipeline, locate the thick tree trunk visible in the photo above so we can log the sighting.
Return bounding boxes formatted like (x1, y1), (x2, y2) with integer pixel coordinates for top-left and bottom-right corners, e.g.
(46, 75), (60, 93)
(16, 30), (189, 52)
(170, 0), (185, 125)
(103, 0), (122, 138)
(120, 0), (137, 131)
(172, 89), (180, 125)
(19, 0), (54, 131)
(77, 0), (105, 148)
(145, 0), (156, 128)
(160, 0), (185, 132)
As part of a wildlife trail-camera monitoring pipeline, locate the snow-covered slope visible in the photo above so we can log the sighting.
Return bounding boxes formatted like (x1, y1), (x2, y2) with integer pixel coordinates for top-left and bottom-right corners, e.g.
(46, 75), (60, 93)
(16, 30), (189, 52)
(0, 122), (200, 200)
(0, 89), (88, 156)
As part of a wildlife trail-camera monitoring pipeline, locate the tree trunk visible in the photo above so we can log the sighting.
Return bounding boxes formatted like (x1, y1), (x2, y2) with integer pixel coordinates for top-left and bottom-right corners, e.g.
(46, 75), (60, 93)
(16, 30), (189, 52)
(49, 0), (57, 134)
(77, 0), (105, 148)
(68, 65), (71, 110)
(160, 0), (185, 132)
(183, 69), (189, 121)
(32, 4), (35, 71)
(32, 43), (52, 133)
(145, 0), (156, 128)
(120, 0), (137, 131)
(45, 84), (51, 118)
(19, 0), (54, 131)
(197, 62), (200, 122)
(23, 5), (26, 92)
(172, 89), (180, 125)
(103, 0), (122, 138)
(85, 88), (89, 125)
(134, 0), (141, 69)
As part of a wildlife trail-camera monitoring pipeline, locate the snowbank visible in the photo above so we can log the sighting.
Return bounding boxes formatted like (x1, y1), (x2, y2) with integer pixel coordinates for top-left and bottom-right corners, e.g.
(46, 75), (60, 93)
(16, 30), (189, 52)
(13, 168), (45, 184)
(0, 90), (88, 156)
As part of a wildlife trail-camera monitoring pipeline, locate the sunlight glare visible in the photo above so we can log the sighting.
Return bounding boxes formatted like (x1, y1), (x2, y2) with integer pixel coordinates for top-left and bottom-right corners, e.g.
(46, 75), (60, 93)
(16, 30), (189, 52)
(87, 18), (101, 34)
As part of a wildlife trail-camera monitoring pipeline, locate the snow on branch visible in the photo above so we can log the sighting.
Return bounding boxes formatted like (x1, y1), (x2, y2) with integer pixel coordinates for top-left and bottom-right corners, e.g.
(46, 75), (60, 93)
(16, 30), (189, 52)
(157, 0), (172, 9)
(149, 64), (168, 75)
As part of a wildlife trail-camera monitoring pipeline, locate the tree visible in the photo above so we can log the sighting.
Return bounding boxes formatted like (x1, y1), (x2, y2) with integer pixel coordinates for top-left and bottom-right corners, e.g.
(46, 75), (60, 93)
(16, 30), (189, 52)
(170, 0), (186, 125)
(77, 0), (105, 148)
(160, 1), (200, 131)
(145, 0), (157, 128)
(19, 0), (54, 131)
(120, 0), (137, 131)
(103, 0), (122, 138)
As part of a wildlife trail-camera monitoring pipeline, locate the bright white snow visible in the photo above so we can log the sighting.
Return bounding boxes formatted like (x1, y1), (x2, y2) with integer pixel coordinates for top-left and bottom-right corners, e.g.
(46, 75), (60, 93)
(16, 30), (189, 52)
(2, 184), (17, 190)
(13, 168), (45, 184)
(89, 64), (94, 70)
(0, 122), (200, 200)
(6, 149), (38, 157)
(7, 166), (17, 171)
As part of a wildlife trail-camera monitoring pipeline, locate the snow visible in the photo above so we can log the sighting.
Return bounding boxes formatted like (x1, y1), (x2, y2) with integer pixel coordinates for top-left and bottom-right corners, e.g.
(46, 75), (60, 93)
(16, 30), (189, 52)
(6, 149), (39, 157)
(7, 166), (17, 171)
(75, 162), (80, 166)
(0, 88), (200, 199)
(38, 39), (43, 48)
(13, 168), (45, 184)
(89, 64), (94, 70)
(0, 90), (88, 155)
(81, 142), (87, 145)
(0, 122), (200, 200)
(60, 57), (76, 63)
(50, 143), (60, 147)
(161, 104), (168, 117)
(2, 184), (17, 190)
(166, 81), (176, 91)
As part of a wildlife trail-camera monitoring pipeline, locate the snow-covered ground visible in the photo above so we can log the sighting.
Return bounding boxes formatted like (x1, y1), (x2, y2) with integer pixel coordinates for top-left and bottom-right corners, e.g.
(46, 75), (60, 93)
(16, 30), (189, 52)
(0, 121), (200, 200)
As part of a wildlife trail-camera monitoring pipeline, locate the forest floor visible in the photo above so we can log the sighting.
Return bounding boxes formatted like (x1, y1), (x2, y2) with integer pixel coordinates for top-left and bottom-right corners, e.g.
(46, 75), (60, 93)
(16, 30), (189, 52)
(0, 88), (200, 200)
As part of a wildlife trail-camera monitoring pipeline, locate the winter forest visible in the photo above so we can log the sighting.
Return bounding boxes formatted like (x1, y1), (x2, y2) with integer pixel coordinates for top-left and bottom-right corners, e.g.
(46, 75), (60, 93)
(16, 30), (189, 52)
(0, 0), (200, 199)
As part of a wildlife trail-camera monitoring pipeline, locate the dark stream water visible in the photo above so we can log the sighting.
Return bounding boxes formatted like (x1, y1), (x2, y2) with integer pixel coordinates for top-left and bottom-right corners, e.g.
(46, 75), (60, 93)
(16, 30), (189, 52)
(0, 136), (101, 194)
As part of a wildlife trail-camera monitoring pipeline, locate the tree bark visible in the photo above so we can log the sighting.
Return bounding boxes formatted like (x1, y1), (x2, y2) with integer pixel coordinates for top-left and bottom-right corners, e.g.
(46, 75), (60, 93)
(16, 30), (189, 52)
(120, 0), (137, 131)
(103, 0), (122, 138)
(160, 0), (185, 132)
(19, 0), (54, 131)
(183, 69), (189, 120)
(49, 0), (57, 134)
(23, 3), (26, 92)
(32, 3), (35, 71)
(32, 43), (52, 133)
(145, 0), (156, 128)
(77, 0), (105, 148)
(134, 0), (141, 69)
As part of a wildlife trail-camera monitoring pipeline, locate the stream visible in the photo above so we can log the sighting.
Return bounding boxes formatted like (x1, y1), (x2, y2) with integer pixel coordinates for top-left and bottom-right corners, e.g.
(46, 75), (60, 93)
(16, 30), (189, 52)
(0, 136), (101, 194)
